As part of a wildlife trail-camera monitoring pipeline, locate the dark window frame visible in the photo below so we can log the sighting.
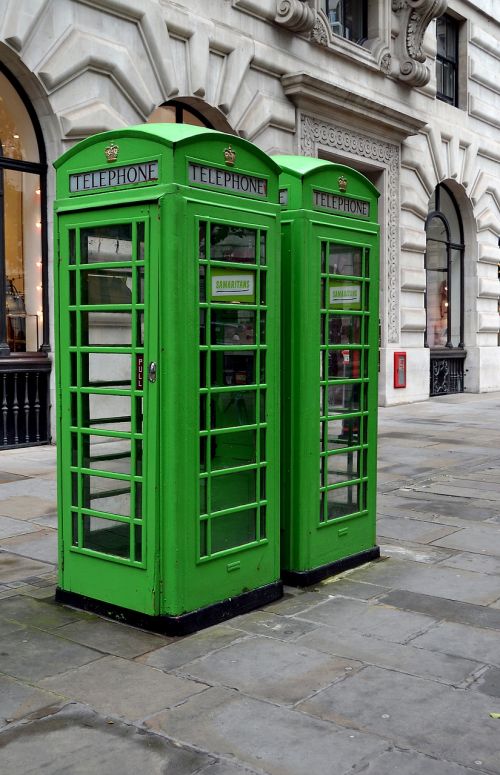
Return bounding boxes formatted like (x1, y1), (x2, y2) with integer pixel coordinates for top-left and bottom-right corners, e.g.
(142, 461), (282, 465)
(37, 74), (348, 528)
(0, 62), (50, 356)
(424, 184), (465, 350)
(324, 0), (368, 45)
(436, 14), (459, 106)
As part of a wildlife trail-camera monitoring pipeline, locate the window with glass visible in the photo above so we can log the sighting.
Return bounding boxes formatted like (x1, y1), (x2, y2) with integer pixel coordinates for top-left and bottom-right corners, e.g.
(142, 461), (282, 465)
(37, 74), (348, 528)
(425, 185), (464, 349)
(323, 0), (368, 45)
(436, 15), (459, 106)
(0, 66), (48, 355)
(147, 100), (213, 128)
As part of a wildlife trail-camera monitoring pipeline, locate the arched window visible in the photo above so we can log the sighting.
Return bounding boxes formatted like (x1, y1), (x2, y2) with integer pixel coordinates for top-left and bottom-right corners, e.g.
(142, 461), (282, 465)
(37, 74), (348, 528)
(147, 98), (235, 134)
(425, 184), (464, 350)
(0, 64), (48, 355)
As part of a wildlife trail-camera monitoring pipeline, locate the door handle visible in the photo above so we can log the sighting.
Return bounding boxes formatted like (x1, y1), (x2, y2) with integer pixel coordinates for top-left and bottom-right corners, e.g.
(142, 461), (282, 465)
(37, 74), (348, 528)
(148, 362), (157, 383)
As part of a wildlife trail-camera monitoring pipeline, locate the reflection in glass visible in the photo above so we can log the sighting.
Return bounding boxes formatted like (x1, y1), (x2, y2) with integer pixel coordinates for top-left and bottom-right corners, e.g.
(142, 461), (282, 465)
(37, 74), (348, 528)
(426, 269), (447, 348)
(211, 392), (256, 429)
(327, 383), (361, 414)
(328, 349), (364, 379)
(211, 469), (256, 512)
(325, 450), (360, 484)
(81, 268), (132, 305)
(82, 515), (129, 557)
(328, 315), (361, 345)
(211, 429), (256, 470)
(210, 225), (256, 263)
(81, 311), (133, 346)
(211, 509), (256, 552)
(82, 394), (131, 433)
(83, 474), (131, 517)
(211, 351), (255, 386)
(80, 224), (133, 263)
(81, 352), (131, 388)
(82, 435), (132, 475)
(211, 309), (256, 345)
(329, 245), (362, 276)
(327, 484), (360, 519)
(327, 416), (360, 449)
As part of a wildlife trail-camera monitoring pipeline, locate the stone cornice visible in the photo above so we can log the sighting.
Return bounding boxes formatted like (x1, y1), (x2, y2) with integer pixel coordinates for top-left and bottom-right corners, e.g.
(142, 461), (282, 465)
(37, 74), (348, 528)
(282, 72), (427, 140)
(392, 0), (448, 87)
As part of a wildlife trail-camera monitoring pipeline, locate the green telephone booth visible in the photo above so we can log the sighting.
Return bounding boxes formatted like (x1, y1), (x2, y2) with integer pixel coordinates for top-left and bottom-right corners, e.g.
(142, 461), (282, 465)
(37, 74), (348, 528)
(54, 124), (282, 633)
(274, 156), (380, 585)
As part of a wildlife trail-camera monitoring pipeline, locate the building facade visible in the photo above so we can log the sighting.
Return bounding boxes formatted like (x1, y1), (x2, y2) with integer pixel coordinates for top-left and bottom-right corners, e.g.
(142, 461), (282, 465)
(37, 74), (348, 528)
(0, 0), (499, 446)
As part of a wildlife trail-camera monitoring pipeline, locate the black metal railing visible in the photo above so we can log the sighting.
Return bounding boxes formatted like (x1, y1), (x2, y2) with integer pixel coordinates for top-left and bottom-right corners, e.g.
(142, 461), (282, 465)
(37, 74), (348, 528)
(430, 352), (465, 397)
(0, 358), (51, 447)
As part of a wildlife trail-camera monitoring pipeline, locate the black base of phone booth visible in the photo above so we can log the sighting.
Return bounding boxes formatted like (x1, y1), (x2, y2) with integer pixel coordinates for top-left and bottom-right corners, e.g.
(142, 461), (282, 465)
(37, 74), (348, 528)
(281, 546), (380, 588)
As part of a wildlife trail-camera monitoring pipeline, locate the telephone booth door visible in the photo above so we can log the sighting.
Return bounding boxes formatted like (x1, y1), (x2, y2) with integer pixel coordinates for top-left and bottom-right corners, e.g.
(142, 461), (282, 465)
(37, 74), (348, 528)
(56, 204), (160, 614)
(275, 156), (380, 585)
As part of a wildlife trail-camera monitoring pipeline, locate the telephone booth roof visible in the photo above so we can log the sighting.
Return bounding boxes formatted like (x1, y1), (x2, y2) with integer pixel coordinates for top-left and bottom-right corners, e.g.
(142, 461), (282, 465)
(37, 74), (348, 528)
(54, 123), (280, 205)
(273, 155), (379, 220)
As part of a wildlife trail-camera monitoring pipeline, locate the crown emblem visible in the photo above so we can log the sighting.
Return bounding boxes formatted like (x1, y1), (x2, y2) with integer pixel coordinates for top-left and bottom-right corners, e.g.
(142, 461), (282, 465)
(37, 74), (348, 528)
(104, 142), (119, 163)
(224, 145), (236, 166)
(338, 175), (348, 192)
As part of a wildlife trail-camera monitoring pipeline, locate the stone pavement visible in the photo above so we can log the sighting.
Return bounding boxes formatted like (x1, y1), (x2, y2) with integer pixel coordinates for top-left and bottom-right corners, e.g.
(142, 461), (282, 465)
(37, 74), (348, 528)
(1, 392), (500, 774)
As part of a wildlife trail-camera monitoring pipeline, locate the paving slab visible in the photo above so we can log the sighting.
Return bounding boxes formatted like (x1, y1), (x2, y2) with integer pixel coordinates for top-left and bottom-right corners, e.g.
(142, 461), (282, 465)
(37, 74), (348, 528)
(0, 528), (57, 564)
(411, 621), (500, 668)
(0, 551), (54, 584)
(227, 610), (320, 641)
(0, 703), (214, 775)
(295, 627), (481, 686)
(349, 558), (500, 605)
(0, 594), (90, 630)
(437, 551), (500, 576)
(0, 496), (57, 519)
(0, 628), (102, 681)
(380, 540), (455, 564)
(297, 665), (500, 773)
(0, 516), (39, 540)
(297, 596), (436, 644)
(55, 618), (170, 658)
(356, 749), (495, 775)
(380, 589), (500, 631)
(0, 674), (63, 727)
(472, 666), (500, 699)
(176, 636), (361, 706)
(432, 524), (500, 557)
(140, 625), (248, 671)
(377, 516), (461, 544)
(146, 686), (388, 775)
(40, 655), (209, 720)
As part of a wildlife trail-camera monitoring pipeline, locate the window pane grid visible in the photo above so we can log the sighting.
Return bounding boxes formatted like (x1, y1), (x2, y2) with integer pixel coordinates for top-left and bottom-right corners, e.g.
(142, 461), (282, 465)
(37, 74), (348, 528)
(199, 220), (268, 558)
(69, 220), (146, 565)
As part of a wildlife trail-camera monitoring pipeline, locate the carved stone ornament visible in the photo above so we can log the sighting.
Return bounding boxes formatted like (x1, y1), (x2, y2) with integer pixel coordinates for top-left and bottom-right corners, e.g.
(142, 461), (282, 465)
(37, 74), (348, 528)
(299, 115), (401, 343)
(380, 52), (392, 75)
(392, 0), (448, 87)
(275, 0), (316, 34)
(311, 13), (330, 46)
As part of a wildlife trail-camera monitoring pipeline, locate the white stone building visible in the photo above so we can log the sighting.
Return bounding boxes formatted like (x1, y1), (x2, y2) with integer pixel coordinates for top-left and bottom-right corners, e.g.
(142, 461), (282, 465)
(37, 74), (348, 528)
(0, 0), (499, 445)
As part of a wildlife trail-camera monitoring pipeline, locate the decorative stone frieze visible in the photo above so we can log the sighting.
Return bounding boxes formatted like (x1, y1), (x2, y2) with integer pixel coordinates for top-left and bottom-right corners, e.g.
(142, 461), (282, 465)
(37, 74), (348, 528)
(392, 0), (448, 86)
(274, 0), (316, 33)
(300, 114), (401, 344)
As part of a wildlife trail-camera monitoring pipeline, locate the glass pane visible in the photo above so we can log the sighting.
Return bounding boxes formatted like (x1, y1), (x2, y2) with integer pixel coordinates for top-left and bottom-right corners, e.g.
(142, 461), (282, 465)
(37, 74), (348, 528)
(328, 315), (362, 345)
(450, 248), (462, 346)
(327, 416), (361, 449)
(0, 71), (39, 161)
(211, 391), (256, 429)
(426, 270), (447, 348)
(327, 484), (360, 519)
(328, 349), (364, 379)
(81, 311), (133, 346)
(439, 187), (461, 243)
(210, 225), (256, 263)
(327, 383), (362, 414)
(436, 18), (446, 57)
(329, 245), (362, 276)
(211, 509), (256, 553)
(81, 268), (133, 305)
(82, 394), (131, 433)
(82, 515), (129, 557)
(211, 469), (256, 512)
(260, 232), (267, 265)
(83, 474), (131, 517)
(3, 169), (43, 352)
(426, 235), (447, 267)
(211, 309), (256, 345)
(134, 525), (142, 562)
(81, 353), (131, 388)
(211, 351), (255, 387)
(200, 265), (206, 302)
(199, 222), (207, 259)
(211, 430), (257, 470)
(80, 224), (133, 263)
(325, 450), (360, 484)
(82, 435), (132, 475)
